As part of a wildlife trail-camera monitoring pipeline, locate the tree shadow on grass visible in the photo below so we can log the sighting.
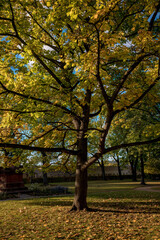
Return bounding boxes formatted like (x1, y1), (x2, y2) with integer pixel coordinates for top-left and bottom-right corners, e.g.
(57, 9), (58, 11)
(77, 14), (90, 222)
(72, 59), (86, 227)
(84, 207), (160, 214)
(88, 201), (160, 214)
(24, 197), (160, 214)
(88, 190), (160, 200)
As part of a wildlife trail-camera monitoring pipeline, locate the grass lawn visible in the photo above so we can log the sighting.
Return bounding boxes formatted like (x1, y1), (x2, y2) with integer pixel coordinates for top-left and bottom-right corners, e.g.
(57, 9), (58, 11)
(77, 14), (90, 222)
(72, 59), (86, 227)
(0, 180), (160, 240)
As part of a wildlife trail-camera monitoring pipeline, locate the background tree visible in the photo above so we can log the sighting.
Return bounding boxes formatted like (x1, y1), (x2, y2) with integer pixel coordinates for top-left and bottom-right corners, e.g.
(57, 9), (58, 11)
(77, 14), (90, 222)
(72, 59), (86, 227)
(144, 143), (160, 178)
(97, 156), (106, 180)
(0, 0), (160, 210)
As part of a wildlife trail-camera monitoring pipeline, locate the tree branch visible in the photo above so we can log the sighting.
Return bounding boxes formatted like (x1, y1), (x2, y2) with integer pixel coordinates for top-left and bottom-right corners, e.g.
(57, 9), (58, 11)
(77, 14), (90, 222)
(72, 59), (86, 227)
(148, 1), (160, 31)
(95, 26), (110, 106)
(110, 53), (150, 104)
(81, 136), (160, 170)
(0, 142), (79, 155)
(31, 50), (67, 89)
(112, 4), (145, 33)
(0, 17), (12, 21)
(89, 104), (104, 117)
(20, 3), (61, 49)
(114, 76), (160, 114)
(0, 80), (81, 119)
(104, 136), (160, 154)
(0, 79), (53, 104)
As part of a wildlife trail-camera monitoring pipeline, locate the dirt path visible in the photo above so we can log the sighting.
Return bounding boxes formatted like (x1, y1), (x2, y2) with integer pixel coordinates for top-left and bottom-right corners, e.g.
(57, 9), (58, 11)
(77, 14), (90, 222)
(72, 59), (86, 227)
(0, 193), (72, 201)
(135, 185), (160, 193)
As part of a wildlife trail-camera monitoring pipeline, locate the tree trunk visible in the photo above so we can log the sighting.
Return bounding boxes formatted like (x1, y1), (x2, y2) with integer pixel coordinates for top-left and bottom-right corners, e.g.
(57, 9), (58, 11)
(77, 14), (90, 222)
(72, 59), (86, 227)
(98, 158), (106, 180)
(132, 167), (137, 181)
(71, 167), (88, 211)
(140, 153), (145, 185)
(43, 171), (48, 186)
(116, 155), (123, 180)
(129, 153), (138, 182)
(71, 138), (89, 211)
(101, 161), (106, 180)
(130, 159), (137, 182)
(41, 152), (48, 186)
(71, 90), (91, 211)
(117, 161), (123, 180)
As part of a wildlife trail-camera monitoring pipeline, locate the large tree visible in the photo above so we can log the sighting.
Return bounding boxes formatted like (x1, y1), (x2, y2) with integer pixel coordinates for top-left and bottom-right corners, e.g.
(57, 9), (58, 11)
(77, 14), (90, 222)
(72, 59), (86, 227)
(0, 0), (160, 210)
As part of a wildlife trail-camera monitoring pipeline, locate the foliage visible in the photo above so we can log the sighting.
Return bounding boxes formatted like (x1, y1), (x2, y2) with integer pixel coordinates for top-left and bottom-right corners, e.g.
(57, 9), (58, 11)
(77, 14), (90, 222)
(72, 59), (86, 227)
(0, 0), (159, 154)
(106, 104), (160, 179)
(145, 143), (160, 174)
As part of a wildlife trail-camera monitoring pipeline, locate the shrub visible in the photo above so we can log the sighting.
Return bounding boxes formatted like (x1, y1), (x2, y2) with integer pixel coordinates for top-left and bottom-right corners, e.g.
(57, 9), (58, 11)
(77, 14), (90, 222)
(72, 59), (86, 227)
(28, 183), (69, 196)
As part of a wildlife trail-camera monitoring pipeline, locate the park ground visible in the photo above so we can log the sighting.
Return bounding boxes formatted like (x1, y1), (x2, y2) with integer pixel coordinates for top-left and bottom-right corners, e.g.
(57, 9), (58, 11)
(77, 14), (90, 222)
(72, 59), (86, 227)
(0, 180), (160, 240)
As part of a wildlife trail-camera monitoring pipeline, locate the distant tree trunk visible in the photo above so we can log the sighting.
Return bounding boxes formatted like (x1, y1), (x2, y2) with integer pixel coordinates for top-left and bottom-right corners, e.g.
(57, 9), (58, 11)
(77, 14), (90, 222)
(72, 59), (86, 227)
(98, 157), (106, 180)
(42, 167), (48, 186)
(41, 152), (48, 186)
(71, 138), (89, 211)
(117, 159), (123, 180)
(140, 153), (145, 185)
(129, 153), (138, 182)
(115, 154), (123, 180)
(130, 161), (136, 181)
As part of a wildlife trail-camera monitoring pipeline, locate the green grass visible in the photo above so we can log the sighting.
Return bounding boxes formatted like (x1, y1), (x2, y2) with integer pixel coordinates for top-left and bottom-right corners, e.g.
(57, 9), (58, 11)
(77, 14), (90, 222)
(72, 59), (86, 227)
(0, 180), (160, 240)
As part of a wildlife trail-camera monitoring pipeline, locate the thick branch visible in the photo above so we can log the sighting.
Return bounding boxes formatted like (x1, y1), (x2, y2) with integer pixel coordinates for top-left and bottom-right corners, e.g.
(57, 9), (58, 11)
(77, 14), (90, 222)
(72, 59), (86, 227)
(0, 33), (16, 38)
(9, 0), (19, 37)
(0, 17), (12, 21)
(104, 136), (160, 154)
(82, 136), (160, 170)
(0, 80), (80, 118)
(0, 80), (53, 104)
(0, 108), (51, 114)
(0, 142), (78, 155)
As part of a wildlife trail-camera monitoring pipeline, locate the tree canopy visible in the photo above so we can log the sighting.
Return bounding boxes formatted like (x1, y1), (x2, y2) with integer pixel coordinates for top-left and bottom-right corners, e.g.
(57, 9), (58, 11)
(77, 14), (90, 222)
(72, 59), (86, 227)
(0, 0), (160, 210)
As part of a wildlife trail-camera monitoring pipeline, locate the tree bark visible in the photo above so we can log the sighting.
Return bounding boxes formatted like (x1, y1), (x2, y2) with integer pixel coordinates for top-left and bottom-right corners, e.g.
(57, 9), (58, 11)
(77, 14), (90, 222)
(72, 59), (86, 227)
(129, 155), (138, 182)
(41, 152), (48, 186)
(98, 158), (106, 180)
(140, 153), (145, 185)
(71, 138), (89, 211)
(117, 156), (123, 180)
(42, 170), (48, 186)
(71, 167), (88, 211)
